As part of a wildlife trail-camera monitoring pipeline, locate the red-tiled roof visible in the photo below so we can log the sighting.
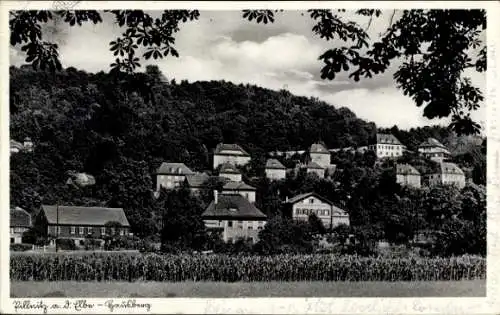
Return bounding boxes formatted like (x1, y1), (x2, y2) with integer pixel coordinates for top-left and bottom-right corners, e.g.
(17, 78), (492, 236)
(310, 143), (329, 153)
(10, 207), (32, 227)
(42, 205), (130, 227)
(376, 133), (402, 145)
(265, 158), (286, 169)
(214, 143), (250, 156)
(223, 181), (256, 191)
(157, 162), (194, 175)
(202, 195), (266, 219)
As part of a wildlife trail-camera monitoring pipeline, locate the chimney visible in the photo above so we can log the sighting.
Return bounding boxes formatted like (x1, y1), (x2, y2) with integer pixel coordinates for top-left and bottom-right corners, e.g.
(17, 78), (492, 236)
(214, 190), (218, 204)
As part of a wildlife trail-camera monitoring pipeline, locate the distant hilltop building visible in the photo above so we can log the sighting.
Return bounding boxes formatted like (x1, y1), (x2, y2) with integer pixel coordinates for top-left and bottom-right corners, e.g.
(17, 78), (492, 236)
(368, 133), (404, 159)
(425, 162), (465, 189)
(396, 164), (421, 188)
(309, 143), (331, 168)
(202, 191), (267, 244)
(418, 138), (451, 162)
(265, 158), (286, 181)
(156, 162), (194, 191)
(213, 143), (250, 169)
(218, 162), (242, 182)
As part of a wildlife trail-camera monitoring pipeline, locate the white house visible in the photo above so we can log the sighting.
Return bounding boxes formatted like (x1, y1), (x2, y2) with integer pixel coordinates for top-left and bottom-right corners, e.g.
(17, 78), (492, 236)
(305, 161), (325, 178)
(265, 158), (286, 180)
(219, 162), (242, 182)
(368, 133), (404, 159)
(425, 162), (466, 189)
(10, 207), (32, 244)
(284, 192), (349, 229)
(156, 162), (194, 191)
(309, 143), (331, 168)
(396, 164), (421, 188)
(222, 181), (256, 203)
(418, 138), (451, 162)
(202, 191), (267, 244)
(213, 143), (251, 169)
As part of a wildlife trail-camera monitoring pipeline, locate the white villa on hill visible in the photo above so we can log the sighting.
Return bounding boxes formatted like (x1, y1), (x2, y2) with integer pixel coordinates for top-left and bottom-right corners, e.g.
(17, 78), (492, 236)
(425, 162), (466, 189)
(368, 133), (404, 159)
(265, 158), (286, 180)
(396, 164), (421, 188)
(418, 138), (451, 162)
(213, 143), (251, 169)
(156, 162), (195, 191)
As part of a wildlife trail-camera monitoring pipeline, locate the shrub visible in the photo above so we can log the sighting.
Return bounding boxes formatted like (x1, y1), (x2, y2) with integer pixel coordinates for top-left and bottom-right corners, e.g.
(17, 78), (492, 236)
(10, 243), (32, 252)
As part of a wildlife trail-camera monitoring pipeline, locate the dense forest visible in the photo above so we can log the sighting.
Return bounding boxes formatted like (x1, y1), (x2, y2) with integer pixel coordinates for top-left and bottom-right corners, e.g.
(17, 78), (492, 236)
(9, 65), (486, 255)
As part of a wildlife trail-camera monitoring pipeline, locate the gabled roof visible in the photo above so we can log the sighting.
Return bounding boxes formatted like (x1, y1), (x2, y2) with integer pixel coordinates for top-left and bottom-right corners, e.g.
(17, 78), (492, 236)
(310, 143), (329, 154)
(214, 143), (250, 156)
(202, 195), (266, 219)
(266, 158), (286, 169)
(419, 137), (447, 149)
(10, 207), (32, 227)
(286, 192), (333, 205)
(157, 162), (194, 175)
(219, 162), (241, 174)
(41, 205), (130, 227)
(396, 164), (420, 175)
(223, 181), (256, 191)
(439, 162), (464, 175)
(185, 173), (210, 188)
(306, 161), (324, 169)
(376, 133), (402, 145)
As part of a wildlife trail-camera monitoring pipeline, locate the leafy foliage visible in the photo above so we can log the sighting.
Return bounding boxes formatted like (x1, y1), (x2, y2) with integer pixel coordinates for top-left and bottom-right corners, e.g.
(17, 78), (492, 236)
(9, 9), (486, 134)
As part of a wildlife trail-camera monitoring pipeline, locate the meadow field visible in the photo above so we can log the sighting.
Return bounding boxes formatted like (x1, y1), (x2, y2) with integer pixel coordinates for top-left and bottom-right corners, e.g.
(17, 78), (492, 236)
(11, 280), (486, 298)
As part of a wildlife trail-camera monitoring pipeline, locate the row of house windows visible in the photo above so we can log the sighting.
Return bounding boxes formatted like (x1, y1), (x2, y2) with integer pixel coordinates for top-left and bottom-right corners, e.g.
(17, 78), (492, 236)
(378, 145), (401, 150)
(296, 208), (331, 216)
(225, 220), (265, 229)
(9, 227), (28, 233)
(49, 226), (125, 236)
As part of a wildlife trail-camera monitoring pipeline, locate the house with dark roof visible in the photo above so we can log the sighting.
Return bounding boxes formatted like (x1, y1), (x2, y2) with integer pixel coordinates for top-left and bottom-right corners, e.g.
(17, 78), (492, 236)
(156, 162), (194, 191)
(368, 133), (404, 159)
(284, 192), (349, 229)
(37, 205), (131, 246)
(213, 143), (251, 169)
(425, 162), (466, 189)
(184, 173), (210, 196)
(218, 162), (242, 182)
(202, 191), (267, 244)
(222, 181), (257, 203)
(418, 137), (451, 162)
(10, 207), (32, 244)
(309, 143), (331, 168)
(305, 161), (326, 178)
(396, 164), (421, 188)
(265, 158), (286, 181)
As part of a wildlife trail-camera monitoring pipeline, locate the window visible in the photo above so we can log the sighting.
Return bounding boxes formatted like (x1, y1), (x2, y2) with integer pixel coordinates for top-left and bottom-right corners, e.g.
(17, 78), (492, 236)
(87, 227), (93, 234)
(120, 229), (124, 236)
(101, 227), (106, 235)
(309, 198), (314, 204)
(111, 227), (115, 235)
(245, 193), (249, 200)
(79, 227), (84, 235)
(56, 226), (61, 234)
(228, 221), (233, 227)
(71, 226), (76, 234)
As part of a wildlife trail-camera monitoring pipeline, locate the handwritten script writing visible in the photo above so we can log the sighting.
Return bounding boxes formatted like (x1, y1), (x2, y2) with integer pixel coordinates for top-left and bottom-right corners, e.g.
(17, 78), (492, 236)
(13, 299), (152, 313)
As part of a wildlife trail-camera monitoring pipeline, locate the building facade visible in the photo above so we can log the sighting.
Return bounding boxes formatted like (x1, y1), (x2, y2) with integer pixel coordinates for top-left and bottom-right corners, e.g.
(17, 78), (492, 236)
(37, 205), (131, 246)
(202, 192), (267, 244)
(10, 207), (32, 244)
(284, 192), (350, 229)
(156, 162), (194, 191)
(309, 143), (331, 168)
(425, 162), (466, 189)
(213, 143), (251, 169)
(218, 162), (242, 182)
(306, 161), (325, 178)
(265, 158), (287, 180)
(368, 133), (404, 159)
(222, 182), (257, 203)
(418, 138), (451, 162)
(396, 164), (421, 188)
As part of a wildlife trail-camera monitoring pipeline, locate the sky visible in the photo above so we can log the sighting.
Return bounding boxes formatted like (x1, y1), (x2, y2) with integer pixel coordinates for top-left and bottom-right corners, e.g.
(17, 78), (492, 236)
(9, 10), (487, 130)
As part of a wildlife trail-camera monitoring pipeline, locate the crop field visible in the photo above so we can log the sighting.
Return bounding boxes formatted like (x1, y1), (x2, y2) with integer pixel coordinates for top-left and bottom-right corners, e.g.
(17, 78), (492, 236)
(11, 252), (486, 282)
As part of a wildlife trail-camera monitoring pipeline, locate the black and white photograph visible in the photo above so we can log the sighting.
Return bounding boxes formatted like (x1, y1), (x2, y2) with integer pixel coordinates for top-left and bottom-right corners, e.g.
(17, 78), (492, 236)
(1, 1), (499, 314)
